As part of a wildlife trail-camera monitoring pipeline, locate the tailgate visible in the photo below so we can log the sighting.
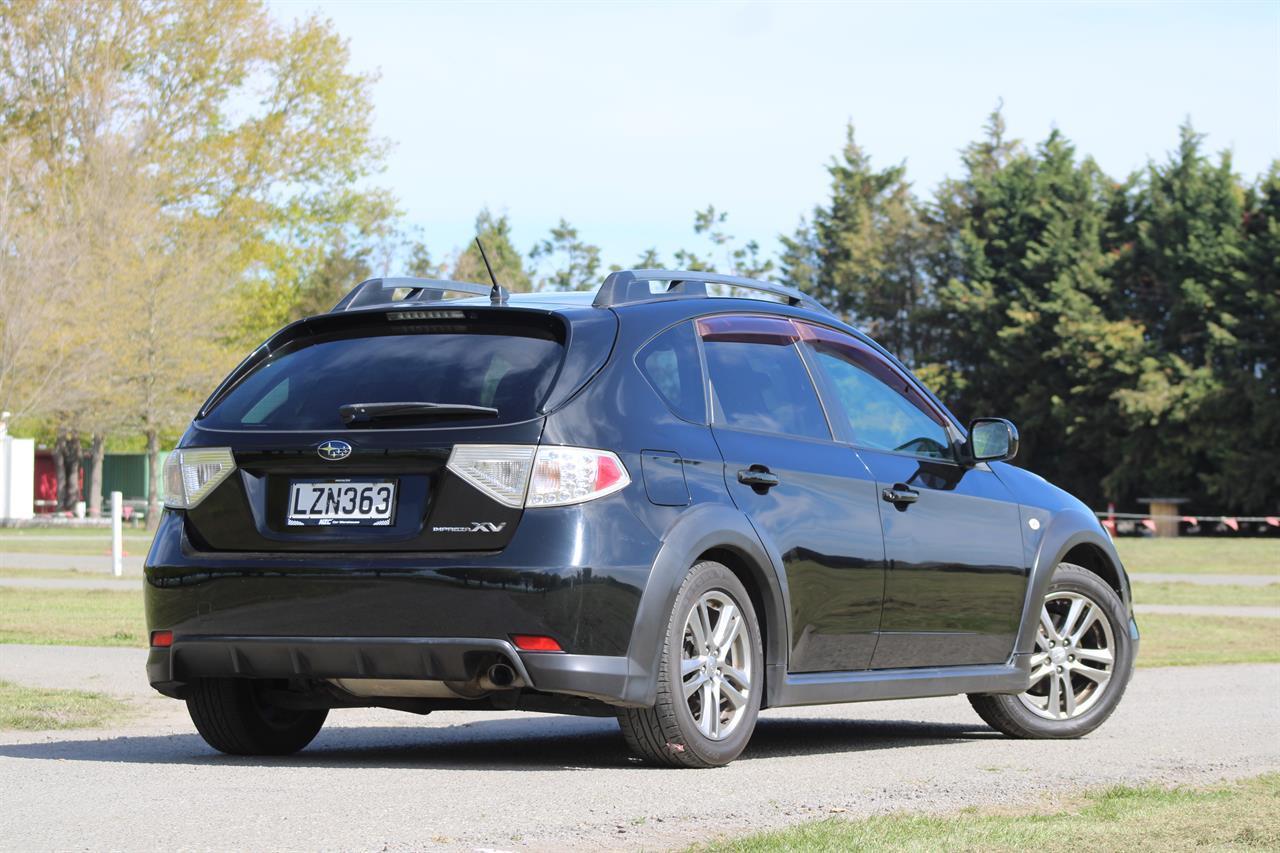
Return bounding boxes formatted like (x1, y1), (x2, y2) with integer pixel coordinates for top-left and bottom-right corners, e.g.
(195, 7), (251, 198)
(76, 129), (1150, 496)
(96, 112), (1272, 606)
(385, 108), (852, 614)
(179, 308), (598, 553)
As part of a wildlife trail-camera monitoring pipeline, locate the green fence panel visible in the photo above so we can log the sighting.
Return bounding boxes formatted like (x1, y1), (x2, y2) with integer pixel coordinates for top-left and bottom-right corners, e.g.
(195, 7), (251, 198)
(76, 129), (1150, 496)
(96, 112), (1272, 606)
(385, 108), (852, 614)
(100, 452), (170, 502)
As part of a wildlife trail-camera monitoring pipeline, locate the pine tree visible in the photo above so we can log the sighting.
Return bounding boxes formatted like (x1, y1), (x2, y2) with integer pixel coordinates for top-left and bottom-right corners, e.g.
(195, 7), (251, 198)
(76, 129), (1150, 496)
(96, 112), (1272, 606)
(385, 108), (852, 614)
(453, 209), (531, 291)
(778, 217), (820, 295)
(799, 125), (929, 360)
(924, 119), (1143, 506)
(1108, 127), (1275, 511)
(1231, 163), (1280, 511)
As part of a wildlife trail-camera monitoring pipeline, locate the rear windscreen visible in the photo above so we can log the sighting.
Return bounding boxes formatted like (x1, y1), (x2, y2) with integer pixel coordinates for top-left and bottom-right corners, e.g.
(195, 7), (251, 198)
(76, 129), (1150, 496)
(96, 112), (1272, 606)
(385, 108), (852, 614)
(200, 323), (564, 430)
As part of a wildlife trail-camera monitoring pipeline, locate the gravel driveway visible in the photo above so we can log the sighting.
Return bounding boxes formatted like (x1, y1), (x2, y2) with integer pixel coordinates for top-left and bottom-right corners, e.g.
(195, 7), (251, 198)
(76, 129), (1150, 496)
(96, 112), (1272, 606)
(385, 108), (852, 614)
(1, 645), (1277, 852)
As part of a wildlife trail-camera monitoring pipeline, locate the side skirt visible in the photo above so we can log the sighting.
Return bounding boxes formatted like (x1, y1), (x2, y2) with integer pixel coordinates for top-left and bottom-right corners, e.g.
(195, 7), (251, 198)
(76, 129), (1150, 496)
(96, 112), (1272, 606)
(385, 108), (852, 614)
(770, 657), (1031, 708)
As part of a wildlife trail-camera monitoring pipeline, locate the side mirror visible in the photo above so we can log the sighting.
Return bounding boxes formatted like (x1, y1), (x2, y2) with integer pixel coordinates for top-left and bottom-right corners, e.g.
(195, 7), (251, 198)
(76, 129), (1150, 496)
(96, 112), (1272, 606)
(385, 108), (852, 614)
(967, 418), (1019, 463)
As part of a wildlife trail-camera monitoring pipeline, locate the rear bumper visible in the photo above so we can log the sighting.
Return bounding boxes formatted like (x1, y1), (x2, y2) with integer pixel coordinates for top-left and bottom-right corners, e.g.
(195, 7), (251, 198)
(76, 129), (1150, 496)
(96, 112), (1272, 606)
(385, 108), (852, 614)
(146, 635), (632, 705)
(144, 509), (657, 706)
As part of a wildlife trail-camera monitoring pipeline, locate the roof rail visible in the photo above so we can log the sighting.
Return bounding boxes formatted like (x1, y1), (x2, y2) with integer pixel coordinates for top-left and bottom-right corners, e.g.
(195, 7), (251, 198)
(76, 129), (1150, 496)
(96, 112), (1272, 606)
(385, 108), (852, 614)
(593, 269), (834, 317)
(331, 277), (509, 312)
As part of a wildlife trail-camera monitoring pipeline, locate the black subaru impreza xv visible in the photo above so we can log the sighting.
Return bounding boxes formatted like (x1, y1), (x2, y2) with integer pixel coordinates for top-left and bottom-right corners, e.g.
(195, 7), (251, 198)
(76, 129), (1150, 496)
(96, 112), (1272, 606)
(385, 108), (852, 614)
(146, 269), (1137, 767)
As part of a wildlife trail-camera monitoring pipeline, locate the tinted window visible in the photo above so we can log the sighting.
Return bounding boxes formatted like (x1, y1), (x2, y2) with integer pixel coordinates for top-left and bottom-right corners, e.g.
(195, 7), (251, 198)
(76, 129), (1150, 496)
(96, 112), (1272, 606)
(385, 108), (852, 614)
(809, 346), (953, 459)
(703, 340), (830, 440)
(637, 322), (706, 423)
(202, 326), (563, 430)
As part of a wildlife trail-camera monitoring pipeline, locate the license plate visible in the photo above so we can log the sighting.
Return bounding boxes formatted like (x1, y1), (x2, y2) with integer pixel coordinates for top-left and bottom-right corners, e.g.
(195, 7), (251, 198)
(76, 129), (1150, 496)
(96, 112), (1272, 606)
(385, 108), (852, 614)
(287, 480), (396, 526)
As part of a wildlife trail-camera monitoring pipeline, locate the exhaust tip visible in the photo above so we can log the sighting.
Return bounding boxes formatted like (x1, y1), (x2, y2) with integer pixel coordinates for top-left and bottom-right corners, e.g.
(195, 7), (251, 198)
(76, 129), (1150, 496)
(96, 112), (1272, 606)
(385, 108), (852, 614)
(483, 662), (518, 690)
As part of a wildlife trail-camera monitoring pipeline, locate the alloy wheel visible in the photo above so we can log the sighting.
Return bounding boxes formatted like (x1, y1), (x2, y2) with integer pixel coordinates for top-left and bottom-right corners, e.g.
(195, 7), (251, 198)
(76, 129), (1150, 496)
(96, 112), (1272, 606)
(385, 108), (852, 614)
(680, 590), (753, 740)
(1019, 590), (1116, 720)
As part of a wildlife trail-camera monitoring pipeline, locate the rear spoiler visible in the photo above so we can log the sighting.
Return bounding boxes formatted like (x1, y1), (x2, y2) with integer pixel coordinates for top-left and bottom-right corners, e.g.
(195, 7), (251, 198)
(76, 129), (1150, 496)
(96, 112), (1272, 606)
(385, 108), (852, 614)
(196, 304), (616, 421)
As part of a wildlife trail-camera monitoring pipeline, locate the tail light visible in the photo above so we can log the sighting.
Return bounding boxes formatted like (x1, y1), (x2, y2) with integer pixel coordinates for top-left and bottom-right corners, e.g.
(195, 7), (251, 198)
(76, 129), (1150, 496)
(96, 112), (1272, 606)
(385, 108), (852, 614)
(446, 445), (536, 507)
(162, 447), (236, 509)
(447, 445), (630, 508)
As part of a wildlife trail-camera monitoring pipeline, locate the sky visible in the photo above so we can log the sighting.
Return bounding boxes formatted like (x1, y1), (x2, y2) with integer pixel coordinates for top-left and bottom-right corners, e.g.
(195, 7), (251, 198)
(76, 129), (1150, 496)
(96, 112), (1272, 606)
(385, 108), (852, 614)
(269, 0), (1280, 272)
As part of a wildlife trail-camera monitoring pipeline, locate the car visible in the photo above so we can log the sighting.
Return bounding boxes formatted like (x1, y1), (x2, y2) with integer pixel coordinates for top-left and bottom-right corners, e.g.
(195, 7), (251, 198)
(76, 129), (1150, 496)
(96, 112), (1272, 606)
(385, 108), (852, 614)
(145, 268), (1138, 767)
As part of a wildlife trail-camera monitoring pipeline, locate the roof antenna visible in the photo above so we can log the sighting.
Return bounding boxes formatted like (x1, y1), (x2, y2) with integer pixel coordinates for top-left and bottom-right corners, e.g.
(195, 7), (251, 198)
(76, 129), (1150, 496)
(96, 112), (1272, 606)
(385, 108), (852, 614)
(475, 237), (507, 305)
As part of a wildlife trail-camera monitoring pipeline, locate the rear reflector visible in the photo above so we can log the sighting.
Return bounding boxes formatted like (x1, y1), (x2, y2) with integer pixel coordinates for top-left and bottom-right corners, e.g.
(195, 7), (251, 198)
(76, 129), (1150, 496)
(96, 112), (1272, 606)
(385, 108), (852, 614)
(594, 454), (625, 492)
(511, 634), (563, 652)
(150, 630), (174, 648)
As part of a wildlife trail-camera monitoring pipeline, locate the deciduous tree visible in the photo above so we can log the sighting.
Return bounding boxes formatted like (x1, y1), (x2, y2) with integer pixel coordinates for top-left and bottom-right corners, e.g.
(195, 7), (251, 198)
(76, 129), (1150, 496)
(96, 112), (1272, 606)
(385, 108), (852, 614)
(1, 0), (395, 524)
(674, 205), (774, 279)
(529, 219), (601, 291)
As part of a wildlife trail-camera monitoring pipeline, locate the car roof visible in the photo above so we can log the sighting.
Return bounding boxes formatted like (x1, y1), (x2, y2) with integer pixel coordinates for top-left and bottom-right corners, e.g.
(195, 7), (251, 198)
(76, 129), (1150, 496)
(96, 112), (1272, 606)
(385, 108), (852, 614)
(308, 273), (965, 434)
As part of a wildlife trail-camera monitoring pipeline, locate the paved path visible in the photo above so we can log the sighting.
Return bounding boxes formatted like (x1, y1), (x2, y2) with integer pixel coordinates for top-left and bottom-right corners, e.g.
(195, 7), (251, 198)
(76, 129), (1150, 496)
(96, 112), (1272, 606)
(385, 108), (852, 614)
(0, 552), (146, 574)
(0, 644), (1276, 851)
(0, 534), (125, 541)
(1130, 572), (1279, 586)
(0, 645), (154, 698)
(0, 576), (142, 591)
(1134, 603), (1280, 619)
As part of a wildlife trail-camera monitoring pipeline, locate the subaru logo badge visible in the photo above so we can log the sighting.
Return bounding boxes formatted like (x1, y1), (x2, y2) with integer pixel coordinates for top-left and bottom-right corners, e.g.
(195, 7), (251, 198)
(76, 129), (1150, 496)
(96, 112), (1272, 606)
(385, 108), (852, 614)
(317, 440), (352, 461)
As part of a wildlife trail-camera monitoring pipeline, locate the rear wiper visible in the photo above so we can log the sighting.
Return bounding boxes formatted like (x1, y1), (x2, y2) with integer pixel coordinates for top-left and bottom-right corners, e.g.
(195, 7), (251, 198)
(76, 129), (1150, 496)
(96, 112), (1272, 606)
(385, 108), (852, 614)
(339, 401), (500, 424)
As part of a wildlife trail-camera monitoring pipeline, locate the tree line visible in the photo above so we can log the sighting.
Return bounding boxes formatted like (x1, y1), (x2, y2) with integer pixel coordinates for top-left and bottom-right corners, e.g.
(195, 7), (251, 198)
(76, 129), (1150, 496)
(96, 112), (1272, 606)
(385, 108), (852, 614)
(778, 114), (1277, 516)
(1, 1), (1274, 522)
(458, 116), (1279, 515)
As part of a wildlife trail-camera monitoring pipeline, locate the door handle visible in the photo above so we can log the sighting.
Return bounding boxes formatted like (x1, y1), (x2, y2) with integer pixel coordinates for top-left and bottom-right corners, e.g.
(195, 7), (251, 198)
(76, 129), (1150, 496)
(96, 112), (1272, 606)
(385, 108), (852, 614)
(881, 485), (919, 506)
(738, 467), (781, 492)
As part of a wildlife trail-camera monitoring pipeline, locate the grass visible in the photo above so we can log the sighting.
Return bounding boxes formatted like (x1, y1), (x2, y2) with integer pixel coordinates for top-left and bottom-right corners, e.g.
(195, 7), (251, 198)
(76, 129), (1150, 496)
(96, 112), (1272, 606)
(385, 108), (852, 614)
(0, 587), (145, 647)
(1115, 538), (1279, 576)
(696, 774), (1280, 852)
(1131, 581), (1280, 608)
(0, 680), (130, 730)
(1137, 613), (1280, 667)
(0, 527), (153, 556)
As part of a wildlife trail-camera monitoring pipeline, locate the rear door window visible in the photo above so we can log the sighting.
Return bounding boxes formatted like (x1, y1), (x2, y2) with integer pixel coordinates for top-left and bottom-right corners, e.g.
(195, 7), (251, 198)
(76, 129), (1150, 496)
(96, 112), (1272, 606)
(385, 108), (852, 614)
(201, 323), (564, 430)
(636, 321), (706, 423)
(698, 316), (830, 441)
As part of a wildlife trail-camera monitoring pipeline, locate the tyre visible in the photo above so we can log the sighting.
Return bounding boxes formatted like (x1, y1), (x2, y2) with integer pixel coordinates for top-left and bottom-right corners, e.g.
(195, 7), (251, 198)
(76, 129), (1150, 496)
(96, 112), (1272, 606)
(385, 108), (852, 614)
(186, 678), (328, 756)
(617, 560), (764, 767)
(969, 562), (1134, 739)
